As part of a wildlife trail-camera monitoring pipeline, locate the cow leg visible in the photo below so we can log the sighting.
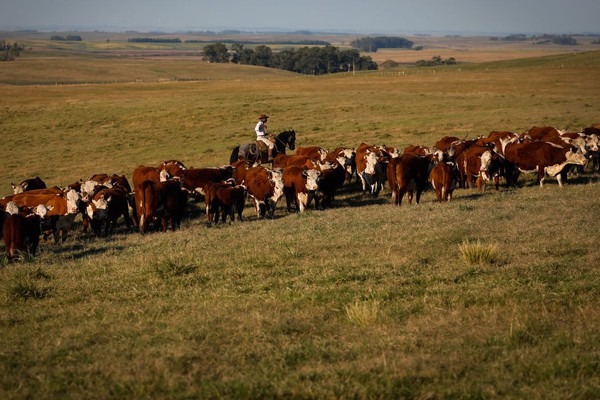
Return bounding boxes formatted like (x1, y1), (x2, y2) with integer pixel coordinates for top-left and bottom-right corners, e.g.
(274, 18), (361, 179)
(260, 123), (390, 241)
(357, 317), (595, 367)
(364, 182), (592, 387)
(556, 173), (564, 187)
(538, 166), (545, 188)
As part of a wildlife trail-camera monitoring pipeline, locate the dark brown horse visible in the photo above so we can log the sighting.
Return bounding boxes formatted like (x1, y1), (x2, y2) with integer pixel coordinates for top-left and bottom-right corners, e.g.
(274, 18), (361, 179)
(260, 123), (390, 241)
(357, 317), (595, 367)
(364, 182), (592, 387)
(229, 130), (296, 164)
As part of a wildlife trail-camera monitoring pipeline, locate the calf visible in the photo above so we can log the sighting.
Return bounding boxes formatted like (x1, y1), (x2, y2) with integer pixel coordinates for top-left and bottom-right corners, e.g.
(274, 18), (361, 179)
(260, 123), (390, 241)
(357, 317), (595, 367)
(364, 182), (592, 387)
(316, 156), (347, 208)
(3, 204), (48, 260)
(204, 181), (246, 224)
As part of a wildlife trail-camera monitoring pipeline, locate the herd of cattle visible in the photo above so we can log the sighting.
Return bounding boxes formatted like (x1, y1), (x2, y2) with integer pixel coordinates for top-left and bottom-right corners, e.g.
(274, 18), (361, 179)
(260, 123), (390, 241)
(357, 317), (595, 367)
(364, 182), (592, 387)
(1, 124), (599, 260)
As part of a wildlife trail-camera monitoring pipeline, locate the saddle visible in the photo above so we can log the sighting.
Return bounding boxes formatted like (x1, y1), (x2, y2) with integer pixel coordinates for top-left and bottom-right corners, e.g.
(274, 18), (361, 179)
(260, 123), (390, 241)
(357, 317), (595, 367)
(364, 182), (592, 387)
(255, 139), (274, 161)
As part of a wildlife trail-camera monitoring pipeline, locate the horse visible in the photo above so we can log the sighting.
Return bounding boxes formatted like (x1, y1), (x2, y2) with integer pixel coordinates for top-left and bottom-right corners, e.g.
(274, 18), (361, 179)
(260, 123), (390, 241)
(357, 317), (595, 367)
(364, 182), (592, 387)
(229, 130), (296, 165)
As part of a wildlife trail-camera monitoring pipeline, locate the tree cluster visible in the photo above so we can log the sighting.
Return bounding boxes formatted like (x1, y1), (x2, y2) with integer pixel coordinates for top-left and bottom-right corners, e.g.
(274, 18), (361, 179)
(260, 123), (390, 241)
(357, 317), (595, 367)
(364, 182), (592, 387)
(202, 43), (378, 75)
(50, 35), (82, 41)
(349, 36), (414, 52)
(0, 40), (24, 61)
(128, 38), (182, 43)
(415, 56), (456, 67)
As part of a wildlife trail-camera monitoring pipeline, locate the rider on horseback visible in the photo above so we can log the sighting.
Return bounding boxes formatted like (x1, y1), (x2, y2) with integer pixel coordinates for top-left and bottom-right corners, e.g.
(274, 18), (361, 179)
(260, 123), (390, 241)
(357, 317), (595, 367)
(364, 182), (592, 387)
(255, 114), (275, 160)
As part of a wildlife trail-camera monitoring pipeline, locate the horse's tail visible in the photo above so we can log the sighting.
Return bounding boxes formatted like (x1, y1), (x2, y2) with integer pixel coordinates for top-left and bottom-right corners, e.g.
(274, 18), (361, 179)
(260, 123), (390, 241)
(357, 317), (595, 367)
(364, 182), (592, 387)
(229, 146), (240, 164)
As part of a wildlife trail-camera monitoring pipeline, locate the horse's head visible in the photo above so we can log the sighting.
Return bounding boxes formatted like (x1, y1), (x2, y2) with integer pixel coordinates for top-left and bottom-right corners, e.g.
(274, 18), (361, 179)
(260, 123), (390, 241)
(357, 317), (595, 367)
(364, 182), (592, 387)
(284, 130), (296, 150)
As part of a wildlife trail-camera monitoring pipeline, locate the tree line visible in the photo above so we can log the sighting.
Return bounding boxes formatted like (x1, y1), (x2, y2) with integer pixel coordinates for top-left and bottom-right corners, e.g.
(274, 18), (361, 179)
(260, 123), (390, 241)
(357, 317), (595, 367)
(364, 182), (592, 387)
(202, 43), (378, 75)
(50, 35), (82, 41)
(490, 34), (578, 45)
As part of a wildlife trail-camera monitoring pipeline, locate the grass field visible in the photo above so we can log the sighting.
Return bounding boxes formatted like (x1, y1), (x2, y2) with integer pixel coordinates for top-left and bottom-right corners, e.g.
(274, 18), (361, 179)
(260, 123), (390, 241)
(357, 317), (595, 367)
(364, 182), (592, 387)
(0, 36), (599, 398)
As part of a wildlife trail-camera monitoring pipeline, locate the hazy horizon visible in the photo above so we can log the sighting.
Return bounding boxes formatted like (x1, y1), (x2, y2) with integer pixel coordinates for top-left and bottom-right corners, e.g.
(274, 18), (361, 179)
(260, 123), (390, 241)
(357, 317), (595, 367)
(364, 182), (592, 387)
(1, 0), (599, 36)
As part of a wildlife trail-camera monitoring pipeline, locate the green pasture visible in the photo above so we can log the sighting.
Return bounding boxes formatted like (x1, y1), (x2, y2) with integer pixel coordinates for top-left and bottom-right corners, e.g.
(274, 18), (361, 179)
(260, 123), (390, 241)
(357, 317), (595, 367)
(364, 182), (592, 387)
(0, 48), (599, 398)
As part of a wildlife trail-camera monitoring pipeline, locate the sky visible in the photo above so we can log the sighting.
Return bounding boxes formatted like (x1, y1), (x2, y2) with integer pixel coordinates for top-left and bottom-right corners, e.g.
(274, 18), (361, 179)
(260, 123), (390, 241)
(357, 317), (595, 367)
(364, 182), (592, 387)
(1, 0), (599, 35)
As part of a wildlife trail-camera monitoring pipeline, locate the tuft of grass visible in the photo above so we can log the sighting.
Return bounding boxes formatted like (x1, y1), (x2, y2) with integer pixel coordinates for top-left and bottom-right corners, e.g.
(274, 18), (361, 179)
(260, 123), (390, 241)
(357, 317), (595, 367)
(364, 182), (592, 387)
(7, 272), (52, 301)
(345, 298), (381, 327)
(459, 240), (499, 265)
(153, 258), (198, 279)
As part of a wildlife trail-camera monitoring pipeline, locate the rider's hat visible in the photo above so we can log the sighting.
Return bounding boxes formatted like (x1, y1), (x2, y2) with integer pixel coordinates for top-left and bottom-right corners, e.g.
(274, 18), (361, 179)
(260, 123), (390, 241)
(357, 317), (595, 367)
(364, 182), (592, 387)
(258, 114), (269, 120)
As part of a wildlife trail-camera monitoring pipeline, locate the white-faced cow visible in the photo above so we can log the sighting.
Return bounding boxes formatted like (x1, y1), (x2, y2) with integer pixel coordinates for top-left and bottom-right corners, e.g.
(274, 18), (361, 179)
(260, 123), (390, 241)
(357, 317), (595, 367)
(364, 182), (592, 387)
(11, 177), (46, 195)
(501, 138), (587, 187)
(244, 166), (284, 218)
(282, 166), (320, 213)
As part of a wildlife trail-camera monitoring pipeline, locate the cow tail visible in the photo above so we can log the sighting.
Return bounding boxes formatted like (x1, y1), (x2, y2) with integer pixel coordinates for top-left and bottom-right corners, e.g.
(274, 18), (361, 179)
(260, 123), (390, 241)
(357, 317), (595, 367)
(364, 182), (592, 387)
(7, 217), (16, 259)
(230, 146), (240, 164)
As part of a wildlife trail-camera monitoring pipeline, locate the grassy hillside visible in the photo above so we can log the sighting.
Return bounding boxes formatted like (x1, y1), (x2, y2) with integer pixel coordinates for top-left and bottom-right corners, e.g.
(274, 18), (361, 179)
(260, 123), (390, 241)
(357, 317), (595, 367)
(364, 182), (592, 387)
(1, 49), (599, 398)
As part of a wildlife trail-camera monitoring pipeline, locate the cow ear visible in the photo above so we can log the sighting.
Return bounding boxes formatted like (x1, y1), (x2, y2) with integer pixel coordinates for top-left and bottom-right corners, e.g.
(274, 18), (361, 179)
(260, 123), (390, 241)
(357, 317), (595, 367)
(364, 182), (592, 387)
(302, 170), (309, 177)
(11, 183), (16, 189)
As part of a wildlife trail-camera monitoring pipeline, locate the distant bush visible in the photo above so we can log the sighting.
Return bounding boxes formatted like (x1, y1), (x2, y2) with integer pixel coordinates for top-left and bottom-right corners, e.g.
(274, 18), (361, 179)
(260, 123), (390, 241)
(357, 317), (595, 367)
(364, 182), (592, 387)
(379, 59), (401, 69)
(350, 36), (413, 52)
(593, 39), (600, 44)
(416, 55), (457, 67)
(0, 40), (24, 61)
(50, 35), (82, 41)
(414, 45), (424, 51)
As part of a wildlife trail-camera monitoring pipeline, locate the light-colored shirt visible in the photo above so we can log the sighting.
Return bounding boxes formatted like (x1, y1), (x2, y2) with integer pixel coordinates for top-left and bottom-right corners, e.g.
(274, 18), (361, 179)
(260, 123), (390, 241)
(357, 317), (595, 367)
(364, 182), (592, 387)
(255, 120), (267, 137)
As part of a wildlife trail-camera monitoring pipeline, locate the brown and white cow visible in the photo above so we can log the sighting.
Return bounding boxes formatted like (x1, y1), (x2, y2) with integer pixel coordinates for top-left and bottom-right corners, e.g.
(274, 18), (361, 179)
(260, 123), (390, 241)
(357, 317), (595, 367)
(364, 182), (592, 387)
(138, 179), (189, 233)
(455, 143), (500, 190)
(356, 143), (387, 196)
(8, 190), (80, 243)
(244, 166), (284, 218)
(430, 160), (458, 202)
(501, 138), (587, 187)
(282, 166), (320, 213)
(326, 147), (356, 184)
(387, 154), (432, 206)
(86, 187), (133, 236)
(11, 177), (46, 195)
(177, 166), (233, 199)
(204, 181), (246, 224)
(158, 160), (187, 177)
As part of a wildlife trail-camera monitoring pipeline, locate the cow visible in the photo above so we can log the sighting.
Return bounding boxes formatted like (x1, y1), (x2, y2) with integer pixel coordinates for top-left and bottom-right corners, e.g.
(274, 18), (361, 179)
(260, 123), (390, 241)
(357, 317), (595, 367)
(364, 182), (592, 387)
(356, 143), (387, 196)
(387, 154), (432, 206)
(273, 154), (313, 169)
(138, 179), (188, 233)
(8, 190), (81, 243)
(132, 165), (171, 226)
(325, 147), (356, 184)
(177, 166), (233, 199)
(244, 166), (284, 218)
(86, 187), (133, 236)
(430, 159), (459, 202)
(294, 146), (328, 161)
(501, 138), (587, 187)
(4, 209), (44, 261)
(315, 155), (348, 208)
(231, 159), (255, 185)
(11, 177), (46, 195)
(282, 166), (320, 213)
(455, 143), (500, 190)
(434, 136), (461, 152)
(158, 160), (187, 177)
(204, 181), (246, 224)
